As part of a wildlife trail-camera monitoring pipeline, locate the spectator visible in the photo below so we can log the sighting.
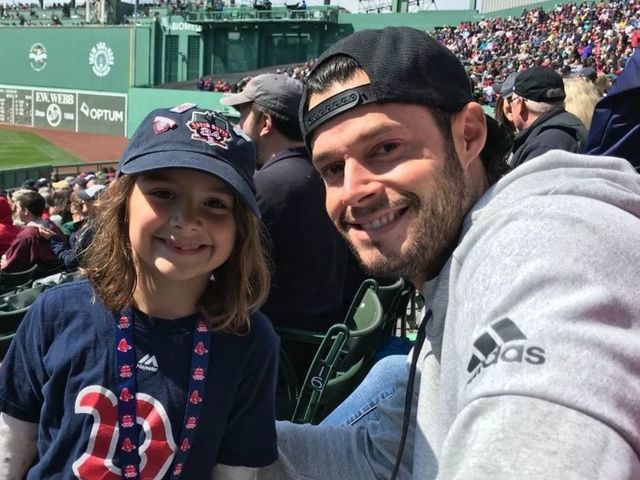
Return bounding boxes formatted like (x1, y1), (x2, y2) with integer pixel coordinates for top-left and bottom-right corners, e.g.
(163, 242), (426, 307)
(48, 188), (72, 227)
(494, 71), (518, 134)
(0, 197), (21, 257)
(221, 74), (355, 333)
(258, 26), (640, 480)
(508, 66), (588, 168)
(1, 190), (61, 273)
(563, 77), (602, 129)
(39, 185), (104, 269)
(586, 44), (640, 170)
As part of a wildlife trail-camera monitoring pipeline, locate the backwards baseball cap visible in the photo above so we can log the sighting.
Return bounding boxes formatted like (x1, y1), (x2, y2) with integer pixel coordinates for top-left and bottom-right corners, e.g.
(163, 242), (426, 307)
(513, 67), (566, 102)
(220, 74), (304, 120)
(118, 105), (260, 217)
(301, 27), (476, 145)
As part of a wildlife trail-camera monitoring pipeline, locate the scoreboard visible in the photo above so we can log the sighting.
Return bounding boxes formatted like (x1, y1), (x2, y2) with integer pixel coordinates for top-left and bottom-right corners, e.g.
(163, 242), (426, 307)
(0, 87), (32, 127)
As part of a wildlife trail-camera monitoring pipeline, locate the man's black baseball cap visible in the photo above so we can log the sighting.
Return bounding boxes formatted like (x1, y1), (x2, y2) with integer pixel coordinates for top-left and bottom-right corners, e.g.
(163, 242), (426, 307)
(513, 67), (566, 103)
(301, 27), (477, 146)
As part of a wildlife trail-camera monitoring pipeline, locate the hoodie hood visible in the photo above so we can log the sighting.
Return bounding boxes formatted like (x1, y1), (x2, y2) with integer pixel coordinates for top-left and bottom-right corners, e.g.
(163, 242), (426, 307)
(586, 48), (640, 171)
(460, 150), (640, 249)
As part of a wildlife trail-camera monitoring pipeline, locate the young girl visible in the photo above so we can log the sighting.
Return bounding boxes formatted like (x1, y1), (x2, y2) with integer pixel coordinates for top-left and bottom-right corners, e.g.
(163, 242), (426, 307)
(0, 106), (279, 479)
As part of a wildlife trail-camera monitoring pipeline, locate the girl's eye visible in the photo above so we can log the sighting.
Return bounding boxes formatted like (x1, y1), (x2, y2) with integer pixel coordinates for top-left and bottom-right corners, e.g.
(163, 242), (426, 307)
(150, 190), (174, 200)
(205, 198), (231, 210)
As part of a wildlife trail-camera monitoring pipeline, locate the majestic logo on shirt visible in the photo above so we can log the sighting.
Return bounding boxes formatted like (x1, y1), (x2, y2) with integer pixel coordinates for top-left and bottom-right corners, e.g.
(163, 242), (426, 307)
(73, 386), (176, 479)
(137, 354), (159, 372)
(466, 318), (546, 385)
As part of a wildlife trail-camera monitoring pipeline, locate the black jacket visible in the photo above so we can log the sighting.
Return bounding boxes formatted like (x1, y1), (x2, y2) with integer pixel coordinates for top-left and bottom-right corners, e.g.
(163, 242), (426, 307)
(254, 147), (351, 332)
(509, 108), (588, 169)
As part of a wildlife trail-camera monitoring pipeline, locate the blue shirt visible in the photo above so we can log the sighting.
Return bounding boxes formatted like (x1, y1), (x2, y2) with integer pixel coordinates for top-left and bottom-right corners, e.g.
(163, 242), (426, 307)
(0, 280), (279, 479)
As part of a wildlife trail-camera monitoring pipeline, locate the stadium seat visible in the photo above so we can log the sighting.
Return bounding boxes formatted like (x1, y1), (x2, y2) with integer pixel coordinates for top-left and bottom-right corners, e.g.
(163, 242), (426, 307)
(34, 260), (66, 280)
(277, 277), (414, 424)
(1, 284), (46, 311)
(0, 264), (38, 294)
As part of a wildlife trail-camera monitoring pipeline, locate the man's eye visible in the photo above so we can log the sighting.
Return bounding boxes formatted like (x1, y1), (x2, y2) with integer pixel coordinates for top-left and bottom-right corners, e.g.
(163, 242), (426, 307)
(320, 163), (344, 179)
(373, 142), (400, 156)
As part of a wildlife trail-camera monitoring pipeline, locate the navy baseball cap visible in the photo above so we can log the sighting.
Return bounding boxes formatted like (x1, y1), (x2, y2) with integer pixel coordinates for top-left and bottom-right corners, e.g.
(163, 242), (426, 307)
(118, 105), (260, 217)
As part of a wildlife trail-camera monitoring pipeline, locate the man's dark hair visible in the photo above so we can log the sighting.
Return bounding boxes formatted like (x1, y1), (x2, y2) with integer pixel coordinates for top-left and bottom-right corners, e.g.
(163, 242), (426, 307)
(16, 190), (46, 217)
(306, 55), (511, 185)
(252, 103), (303, 142)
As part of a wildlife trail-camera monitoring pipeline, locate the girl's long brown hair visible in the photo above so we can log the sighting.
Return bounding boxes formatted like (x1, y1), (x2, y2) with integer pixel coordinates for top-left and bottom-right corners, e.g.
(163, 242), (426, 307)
(83, 174), (271, 334)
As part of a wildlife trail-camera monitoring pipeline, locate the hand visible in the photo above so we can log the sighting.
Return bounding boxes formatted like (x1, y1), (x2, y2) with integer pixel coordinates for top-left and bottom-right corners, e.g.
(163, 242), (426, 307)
(38, 226), (56, 239)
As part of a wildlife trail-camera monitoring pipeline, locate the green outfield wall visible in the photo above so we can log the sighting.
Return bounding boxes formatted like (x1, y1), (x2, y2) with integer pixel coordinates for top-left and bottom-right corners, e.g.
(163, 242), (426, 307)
(0, 26), (155, 93)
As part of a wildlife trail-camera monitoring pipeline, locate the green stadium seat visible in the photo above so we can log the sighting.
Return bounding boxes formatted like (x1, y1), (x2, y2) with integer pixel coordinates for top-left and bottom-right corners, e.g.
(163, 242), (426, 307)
(276, 277), (415, 424)
(0, 264), (37, 295)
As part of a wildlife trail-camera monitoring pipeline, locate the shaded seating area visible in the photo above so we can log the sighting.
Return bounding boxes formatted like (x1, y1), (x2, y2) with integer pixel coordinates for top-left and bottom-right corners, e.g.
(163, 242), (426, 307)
(0, 264), (38, 295)
(0, 270), (82, 362)
(276, 277), (417, 424)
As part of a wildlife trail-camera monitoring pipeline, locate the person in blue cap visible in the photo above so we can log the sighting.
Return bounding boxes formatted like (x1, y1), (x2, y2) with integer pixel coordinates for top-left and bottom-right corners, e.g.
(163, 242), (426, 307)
(0, 106), (279, 479)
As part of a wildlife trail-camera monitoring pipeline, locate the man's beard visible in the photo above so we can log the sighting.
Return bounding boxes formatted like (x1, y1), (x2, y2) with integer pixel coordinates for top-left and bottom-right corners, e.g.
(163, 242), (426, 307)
(345, 150), (470, 283)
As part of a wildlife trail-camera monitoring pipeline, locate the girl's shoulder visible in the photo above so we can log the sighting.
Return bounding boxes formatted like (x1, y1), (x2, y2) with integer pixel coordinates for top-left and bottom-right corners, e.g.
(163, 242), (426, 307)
(248, 310), (278, 342)
(29, 278), (107, 325)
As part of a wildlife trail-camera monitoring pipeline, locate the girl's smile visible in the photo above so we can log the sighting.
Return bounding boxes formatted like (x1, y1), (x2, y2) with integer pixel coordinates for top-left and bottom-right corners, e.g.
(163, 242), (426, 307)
(128, 168), (237, 291)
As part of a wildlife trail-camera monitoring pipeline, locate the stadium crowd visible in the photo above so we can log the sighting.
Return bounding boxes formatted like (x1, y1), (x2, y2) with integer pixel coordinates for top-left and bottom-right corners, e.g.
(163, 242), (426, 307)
(198, 1), (638, 103)
(0, 169), (114, 274)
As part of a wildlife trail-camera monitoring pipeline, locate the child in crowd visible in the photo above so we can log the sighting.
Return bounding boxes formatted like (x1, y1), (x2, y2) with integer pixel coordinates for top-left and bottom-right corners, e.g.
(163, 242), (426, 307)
(0, 106), (279, 479)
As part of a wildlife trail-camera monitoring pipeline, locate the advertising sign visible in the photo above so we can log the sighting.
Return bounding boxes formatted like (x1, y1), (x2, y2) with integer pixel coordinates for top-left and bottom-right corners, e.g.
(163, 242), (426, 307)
(77, 93), (126, 136)
(33, 89), (76, 130)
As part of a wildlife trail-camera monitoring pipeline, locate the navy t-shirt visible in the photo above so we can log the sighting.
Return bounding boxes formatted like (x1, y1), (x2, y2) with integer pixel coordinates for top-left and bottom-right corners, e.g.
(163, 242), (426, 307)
(0, 280), (279, 479)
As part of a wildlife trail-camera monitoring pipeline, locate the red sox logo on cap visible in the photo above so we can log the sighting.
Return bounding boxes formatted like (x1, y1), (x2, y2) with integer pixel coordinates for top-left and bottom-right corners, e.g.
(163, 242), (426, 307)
(186, 110), (231, 149)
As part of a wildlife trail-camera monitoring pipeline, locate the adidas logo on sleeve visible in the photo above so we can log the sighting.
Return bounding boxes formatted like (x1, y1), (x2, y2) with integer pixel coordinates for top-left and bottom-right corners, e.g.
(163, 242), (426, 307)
(137, 354), (159, 373)
(466, 318), (545, 384)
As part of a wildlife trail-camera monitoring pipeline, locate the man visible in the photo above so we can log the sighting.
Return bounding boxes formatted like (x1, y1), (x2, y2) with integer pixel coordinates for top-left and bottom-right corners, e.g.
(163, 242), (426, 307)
(587, 46), (640, 170)
(507, 66), (588, 168)
(259, 27), (640, 479)
(1, 190), (61, 273)
(221, 74), (357, 332)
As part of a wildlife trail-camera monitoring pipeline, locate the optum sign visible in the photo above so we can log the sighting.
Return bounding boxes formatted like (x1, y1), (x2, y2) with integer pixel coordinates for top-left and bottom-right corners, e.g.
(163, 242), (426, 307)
(78, 92), (126, 135)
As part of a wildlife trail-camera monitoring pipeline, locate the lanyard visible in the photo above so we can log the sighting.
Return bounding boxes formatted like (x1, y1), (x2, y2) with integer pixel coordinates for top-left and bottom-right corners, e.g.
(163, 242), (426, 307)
(115, 307), (211, 479)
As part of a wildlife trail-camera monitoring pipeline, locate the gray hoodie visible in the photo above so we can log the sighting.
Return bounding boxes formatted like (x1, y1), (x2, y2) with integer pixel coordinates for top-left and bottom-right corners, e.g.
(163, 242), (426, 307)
(259, 150), (640, 480)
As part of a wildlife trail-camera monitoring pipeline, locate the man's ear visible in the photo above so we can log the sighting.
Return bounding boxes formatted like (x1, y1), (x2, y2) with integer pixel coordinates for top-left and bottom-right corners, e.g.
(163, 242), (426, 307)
(451, 102), (486, 172)
(259, 112), (272, 137)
